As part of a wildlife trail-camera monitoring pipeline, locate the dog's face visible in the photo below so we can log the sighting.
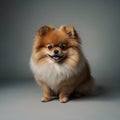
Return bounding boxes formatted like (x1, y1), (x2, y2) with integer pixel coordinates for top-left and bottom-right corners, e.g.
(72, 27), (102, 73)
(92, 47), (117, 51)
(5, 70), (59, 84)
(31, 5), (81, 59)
(46, 42), (67, 62)
(34, 25), (80, 63)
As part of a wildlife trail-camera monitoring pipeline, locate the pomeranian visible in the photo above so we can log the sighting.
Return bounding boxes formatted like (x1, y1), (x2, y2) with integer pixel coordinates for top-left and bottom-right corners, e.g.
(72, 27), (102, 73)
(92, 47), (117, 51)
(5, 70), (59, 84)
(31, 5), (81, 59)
(30, 25), (95, 103)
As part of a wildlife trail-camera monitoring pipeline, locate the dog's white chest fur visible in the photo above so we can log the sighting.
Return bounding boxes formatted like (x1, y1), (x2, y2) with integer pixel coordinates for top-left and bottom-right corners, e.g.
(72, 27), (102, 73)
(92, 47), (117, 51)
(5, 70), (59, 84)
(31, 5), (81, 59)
(30, 58), (80, 91)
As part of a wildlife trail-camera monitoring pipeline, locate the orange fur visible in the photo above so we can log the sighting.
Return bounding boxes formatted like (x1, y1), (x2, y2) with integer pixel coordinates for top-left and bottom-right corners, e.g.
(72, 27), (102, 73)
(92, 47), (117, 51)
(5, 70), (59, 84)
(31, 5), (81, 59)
(30, 25), (95, 103)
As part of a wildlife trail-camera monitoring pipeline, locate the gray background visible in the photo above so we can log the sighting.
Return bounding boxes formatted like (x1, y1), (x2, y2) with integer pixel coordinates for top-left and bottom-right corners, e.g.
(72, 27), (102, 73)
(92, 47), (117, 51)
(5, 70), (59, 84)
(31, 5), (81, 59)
(1, 0), (120, 81)
(0, 0), (120, 120)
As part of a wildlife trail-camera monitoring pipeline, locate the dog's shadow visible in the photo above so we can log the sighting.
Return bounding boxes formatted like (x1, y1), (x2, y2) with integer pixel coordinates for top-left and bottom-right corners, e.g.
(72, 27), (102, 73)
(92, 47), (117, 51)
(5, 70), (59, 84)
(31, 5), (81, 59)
(70, 83), (120, 102)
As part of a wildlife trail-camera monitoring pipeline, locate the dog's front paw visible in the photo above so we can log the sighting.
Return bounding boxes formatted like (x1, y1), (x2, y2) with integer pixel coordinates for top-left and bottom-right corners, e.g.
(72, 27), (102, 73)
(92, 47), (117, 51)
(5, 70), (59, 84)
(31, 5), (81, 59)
(59, 95), (69, 103)
(41, 96), (51, 102)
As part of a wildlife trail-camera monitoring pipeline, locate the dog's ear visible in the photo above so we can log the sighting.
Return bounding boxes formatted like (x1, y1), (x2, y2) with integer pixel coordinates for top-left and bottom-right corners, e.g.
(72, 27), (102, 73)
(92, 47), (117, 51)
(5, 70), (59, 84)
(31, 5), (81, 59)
(59, 25), (78, 38)
(37, 25), (54, 36)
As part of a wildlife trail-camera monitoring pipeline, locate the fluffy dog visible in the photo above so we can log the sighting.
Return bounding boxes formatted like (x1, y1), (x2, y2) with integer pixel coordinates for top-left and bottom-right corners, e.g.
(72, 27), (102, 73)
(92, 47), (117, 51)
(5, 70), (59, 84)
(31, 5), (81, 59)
(30, 25), (95, 103)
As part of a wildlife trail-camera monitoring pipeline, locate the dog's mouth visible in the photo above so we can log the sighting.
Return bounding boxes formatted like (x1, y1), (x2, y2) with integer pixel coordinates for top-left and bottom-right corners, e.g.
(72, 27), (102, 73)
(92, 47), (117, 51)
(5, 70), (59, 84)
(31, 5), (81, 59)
(48, 55), (63, 62)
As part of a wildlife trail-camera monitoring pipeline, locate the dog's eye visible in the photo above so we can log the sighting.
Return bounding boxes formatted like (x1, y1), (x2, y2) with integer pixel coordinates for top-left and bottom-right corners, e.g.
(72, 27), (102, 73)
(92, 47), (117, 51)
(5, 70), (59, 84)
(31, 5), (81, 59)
(47, 45), (53, 50)
(60, 44), (66, 50)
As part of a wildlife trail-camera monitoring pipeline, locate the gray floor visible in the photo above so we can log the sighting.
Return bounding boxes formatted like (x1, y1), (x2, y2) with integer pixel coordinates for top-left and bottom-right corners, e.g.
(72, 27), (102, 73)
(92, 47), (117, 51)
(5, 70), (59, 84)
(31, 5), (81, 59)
(0, 78), (120, 120)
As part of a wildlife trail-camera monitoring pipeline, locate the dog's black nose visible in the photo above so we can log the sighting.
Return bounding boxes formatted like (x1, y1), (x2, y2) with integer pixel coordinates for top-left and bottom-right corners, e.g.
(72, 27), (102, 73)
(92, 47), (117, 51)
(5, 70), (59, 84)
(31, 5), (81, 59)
(54, 50), (59, 54)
